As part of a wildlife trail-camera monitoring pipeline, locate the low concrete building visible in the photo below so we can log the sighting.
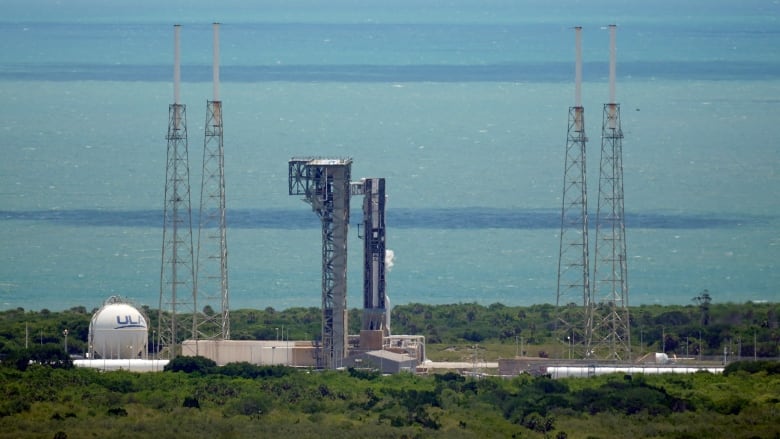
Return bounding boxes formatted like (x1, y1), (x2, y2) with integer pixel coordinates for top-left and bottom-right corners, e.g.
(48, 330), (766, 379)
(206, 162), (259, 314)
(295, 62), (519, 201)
(181, 336), (426, 373)
(345, 349), (418, 374)
(181, 340), (317, 367)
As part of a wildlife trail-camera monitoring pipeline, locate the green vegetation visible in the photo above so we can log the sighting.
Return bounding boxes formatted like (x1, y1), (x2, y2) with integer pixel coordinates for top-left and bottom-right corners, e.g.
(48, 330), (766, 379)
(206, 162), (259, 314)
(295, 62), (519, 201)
(0, 360), (778, 438)
(392, 300), (780, 361)
(1, 300), (776, 361)
(0, 302), (778, 438)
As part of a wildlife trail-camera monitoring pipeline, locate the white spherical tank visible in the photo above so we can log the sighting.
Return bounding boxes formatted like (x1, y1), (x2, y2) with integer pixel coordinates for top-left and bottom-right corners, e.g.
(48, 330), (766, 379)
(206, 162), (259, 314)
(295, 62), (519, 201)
(89, 298), (148, 359)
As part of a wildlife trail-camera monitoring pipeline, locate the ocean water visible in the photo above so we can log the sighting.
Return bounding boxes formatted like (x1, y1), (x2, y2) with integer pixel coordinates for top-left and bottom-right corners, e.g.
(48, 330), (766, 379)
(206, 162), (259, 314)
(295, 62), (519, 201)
(0, 0), (778, 311)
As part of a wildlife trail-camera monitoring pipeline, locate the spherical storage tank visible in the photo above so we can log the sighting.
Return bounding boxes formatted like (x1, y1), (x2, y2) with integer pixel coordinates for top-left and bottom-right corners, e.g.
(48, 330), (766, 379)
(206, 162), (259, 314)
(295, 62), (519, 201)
(89, 297), (148, 359)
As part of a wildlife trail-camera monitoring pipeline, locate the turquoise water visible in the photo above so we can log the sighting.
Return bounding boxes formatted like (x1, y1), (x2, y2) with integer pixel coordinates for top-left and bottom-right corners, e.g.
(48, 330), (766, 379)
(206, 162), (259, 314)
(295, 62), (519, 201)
(0, 1), (778, 311)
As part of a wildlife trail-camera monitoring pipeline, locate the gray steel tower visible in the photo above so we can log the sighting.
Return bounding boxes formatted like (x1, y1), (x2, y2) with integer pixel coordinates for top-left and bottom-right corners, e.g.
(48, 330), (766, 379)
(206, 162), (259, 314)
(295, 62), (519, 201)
(556, 26), (591, 359)
(195, 23), (230, 343)
(158, 25), (196, 359)
(289, 157), (353, 369)
(590, 25), (631, 360)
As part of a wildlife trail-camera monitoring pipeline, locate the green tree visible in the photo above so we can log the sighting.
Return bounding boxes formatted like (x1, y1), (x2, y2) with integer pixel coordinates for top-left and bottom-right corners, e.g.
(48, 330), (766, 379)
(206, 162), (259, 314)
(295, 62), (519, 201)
(693, 290), (712, 326)
(164, 355), (217, 374)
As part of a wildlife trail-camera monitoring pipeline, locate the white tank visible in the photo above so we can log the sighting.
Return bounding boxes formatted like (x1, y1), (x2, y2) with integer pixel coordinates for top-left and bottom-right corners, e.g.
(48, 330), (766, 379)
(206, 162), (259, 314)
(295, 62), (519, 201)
(89, 297), (148, 359)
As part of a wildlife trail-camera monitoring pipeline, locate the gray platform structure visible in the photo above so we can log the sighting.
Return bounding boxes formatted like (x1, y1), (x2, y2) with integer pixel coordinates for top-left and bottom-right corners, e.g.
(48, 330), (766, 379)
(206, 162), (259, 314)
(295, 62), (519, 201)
(289, 158), (353, 369)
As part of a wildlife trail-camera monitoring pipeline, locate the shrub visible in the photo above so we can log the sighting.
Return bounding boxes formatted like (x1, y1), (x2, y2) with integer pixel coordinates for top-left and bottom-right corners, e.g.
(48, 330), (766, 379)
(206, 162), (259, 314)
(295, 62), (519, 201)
(225, 394), (271, 418)
(347, 367), (380, 380)
(164, 356), (216, 374)
(723, 360), (780, 376)
(106, 407), (127, 417)
(219, 363), (294, 379)
(182, 396), (200, 409)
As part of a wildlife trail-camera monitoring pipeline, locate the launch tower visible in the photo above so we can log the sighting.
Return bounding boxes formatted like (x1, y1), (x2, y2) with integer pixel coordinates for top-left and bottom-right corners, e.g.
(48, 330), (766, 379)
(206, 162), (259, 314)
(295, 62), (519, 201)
(288, 157), (353, 369)
(590, 25), (631, 360)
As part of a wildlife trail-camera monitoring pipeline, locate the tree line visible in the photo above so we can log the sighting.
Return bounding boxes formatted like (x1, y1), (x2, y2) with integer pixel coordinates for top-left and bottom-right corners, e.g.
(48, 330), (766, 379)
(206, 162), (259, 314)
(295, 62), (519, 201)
(0, 300), (777, 361)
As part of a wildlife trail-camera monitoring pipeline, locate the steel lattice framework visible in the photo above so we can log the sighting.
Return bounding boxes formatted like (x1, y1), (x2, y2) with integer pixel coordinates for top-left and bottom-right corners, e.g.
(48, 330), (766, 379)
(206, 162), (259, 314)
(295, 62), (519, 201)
(555, 26), (591, 359)
(289, 157), (352, 369)
(195, 99), (230, 342)
(590, 101), (631, 360)
(589, 25), (631, 361)
(556, 105), (591, 359)
(158, 101), (196, 359)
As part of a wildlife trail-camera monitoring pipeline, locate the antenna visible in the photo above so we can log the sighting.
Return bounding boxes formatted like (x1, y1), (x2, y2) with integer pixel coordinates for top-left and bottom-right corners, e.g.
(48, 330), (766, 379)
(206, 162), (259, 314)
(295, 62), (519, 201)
(590, 23), (631, 361)
(609, 24), (617, 104)
(159, 24), (196, 360)
(174, 24), (181, 107)
(575, 26), (583, 108)
(556, 25), (590, 360)
(195, 21), (230, 343)
(212, 22), (220, 101)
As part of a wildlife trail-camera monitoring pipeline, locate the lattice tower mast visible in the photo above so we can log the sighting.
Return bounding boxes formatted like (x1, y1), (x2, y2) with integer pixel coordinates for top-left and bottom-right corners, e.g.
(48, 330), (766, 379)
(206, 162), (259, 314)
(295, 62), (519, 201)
(289, 158), (352, 369)
(590, 25), (631, 360)
(195, 23), (230, 343)
(158, 24), (196, 359)
(555, 26), (591, 359)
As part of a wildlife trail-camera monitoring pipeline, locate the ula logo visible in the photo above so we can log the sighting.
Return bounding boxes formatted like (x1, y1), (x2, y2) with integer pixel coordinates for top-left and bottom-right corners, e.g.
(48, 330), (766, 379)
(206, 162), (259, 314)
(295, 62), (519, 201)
(115, 315), (143, 327)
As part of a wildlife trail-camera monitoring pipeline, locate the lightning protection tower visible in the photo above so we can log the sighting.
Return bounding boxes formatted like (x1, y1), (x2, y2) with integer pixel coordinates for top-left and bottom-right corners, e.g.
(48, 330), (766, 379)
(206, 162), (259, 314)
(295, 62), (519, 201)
(289, 157), (353, 369)
(590, 24), (631, 361)
(195, 23), (230, 345)
(158, 24), (196, 359)
(556, 26), (591, 360)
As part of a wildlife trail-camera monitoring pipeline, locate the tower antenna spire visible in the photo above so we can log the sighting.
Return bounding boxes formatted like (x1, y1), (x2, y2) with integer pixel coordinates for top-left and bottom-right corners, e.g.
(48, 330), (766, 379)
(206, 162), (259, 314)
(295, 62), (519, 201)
(194, 22), (231, 345)
(591, 24), (631, 361)
(174, 24), (181, 107)
(212, 22), (220, 101)
(609, 24), (617, 104)
(159, 24), (196, 359)
(556, 26), (591, 360)
(575, 26), (583, 108)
